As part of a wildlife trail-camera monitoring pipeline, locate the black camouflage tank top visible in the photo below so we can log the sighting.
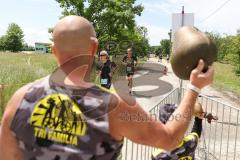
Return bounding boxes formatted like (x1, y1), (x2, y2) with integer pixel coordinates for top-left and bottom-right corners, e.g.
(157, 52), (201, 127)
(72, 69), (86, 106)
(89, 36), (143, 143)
(10, 76), (123, 160)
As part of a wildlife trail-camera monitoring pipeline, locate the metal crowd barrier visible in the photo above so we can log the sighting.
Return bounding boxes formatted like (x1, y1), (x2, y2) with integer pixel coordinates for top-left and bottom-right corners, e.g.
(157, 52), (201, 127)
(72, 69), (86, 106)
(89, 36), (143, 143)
(121, 88), (240, 160)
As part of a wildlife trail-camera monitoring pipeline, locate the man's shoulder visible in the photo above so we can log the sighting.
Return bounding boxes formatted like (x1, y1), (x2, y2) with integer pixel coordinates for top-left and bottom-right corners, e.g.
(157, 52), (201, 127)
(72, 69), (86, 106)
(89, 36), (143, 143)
(10, 83), (33, 103)
(1, 77), (48, 121)
(0, 83), (32, 130)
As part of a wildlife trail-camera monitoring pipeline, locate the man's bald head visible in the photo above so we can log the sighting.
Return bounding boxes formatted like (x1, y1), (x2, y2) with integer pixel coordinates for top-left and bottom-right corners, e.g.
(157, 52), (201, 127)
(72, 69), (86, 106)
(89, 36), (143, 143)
(52, 16), (97, 59)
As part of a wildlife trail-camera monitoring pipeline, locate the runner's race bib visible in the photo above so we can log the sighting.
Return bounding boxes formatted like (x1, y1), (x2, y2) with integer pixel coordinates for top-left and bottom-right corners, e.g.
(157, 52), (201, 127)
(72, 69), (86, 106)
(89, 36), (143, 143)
(101, 78), (108, 85)
(127, 66), (133, 72)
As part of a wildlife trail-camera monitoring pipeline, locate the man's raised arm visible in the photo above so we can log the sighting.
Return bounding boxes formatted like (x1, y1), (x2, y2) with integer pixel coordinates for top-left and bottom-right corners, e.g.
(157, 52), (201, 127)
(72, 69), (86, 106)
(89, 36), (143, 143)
(109, 59), (214, 150)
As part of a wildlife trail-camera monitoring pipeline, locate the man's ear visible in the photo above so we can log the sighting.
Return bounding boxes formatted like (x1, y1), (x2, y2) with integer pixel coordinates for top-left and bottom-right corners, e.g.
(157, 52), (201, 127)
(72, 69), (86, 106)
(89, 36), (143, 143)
(51, 44), (61, 65)
(51, 44), (57, 56)
(90, 37), (98, 56)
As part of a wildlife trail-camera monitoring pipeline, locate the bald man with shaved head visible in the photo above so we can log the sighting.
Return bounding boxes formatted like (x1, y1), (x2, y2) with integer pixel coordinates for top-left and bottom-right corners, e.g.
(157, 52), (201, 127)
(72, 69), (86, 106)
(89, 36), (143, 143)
(0, 16), (214, 160)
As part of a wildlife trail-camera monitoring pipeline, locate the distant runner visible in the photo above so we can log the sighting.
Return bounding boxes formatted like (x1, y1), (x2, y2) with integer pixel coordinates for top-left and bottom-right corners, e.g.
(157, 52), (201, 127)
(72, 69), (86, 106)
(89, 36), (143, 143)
(166, 54), (170, 63)
(122, 48), (137, 94)
(158, 54), (163, 63)
(96, 50), (117, 89)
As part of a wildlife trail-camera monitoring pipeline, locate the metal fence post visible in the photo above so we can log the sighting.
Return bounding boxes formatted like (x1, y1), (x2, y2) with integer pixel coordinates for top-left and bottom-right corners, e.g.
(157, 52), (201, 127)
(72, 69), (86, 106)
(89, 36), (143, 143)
(178, 81), (183, 104)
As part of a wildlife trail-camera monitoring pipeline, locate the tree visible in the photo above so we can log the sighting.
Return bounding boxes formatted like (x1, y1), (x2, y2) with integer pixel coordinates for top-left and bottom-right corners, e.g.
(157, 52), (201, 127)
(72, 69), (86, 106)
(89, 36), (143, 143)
(22, 43), (35, 51)
(131, 26), (150, 56)
(160, 39), (171, 56)
(207, 31), (240, 76)
(237, 29), (240, 36)
(56, 0), (143, 37)
(53, 0), (146, 56)
(0, 36), (6, 51)
(229, 36), (240, 75)
(206, 32), (224, 61)
(155, 46), (162, 55)
(4, 23), (24, 52)
(149, 46), (161, 56)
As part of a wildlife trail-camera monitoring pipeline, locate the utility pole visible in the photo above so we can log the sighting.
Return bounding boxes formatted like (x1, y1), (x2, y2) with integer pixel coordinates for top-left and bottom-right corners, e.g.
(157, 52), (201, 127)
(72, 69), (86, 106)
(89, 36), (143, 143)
(181, 6), (184, 27)
(168, 29), (172, 57)
(178, 6), (184, 103)
(168, 29), (172, 42)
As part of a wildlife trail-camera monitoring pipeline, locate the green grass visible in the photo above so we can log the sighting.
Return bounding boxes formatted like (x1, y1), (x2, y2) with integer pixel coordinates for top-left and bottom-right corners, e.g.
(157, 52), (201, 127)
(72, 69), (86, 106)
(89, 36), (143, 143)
(0, 52), (57, 118)
(0, 52), (146, 119)
(213, 62), (240, 95)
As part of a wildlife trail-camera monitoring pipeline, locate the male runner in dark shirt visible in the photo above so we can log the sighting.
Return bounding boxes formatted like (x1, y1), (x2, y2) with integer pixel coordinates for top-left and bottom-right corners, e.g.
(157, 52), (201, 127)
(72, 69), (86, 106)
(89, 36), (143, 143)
(122, 48), (137, 94)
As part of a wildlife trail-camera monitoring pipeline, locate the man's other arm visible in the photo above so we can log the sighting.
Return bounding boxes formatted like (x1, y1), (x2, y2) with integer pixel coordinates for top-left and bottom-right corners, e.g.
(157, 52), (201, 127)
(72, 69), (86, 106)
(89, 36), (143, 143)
(0, 84), (30, 160)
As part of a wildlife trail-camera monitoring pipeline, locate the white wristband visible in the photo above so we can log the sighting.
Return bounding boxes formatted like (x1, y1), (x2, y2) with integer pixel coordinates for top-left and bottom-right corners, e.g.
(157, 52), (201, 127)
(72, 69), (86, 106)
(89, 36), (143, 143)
(187, 83), (201, 94)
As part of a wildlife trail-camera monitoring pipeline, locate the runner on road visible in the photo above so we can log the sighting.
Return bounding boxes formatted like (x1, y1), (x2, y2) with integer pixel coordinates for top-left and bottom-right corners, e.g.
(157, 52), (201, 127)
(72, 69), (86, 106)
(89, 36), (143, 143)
(96, 50), (117, 89)
(122, 48), (137, 94)
(158, 54), (163, 63)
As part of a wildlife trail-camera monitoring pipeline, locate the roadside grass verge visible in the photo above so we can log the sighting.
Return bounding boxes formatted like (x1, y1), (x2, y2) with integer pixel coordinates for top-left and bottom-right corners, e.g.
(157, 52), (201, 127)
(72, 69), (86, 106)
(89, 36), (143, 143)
(213, 62), (240, 96)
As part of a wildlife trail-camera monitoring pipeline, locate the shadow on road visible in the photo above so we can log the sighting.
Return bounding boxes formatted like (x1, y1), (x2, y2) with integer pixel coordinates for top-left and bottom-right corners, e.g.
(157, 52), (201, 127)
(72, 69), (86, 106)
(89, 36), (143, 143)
(113, 62), (173, 100)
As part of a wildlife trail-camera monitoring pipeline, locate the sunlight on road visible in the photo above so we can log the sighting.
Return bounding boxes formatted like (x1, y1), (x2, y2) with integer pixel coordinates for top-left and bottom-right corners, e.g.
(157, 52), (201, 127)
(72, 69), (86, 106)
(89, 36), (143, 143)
(132, 85), (159, 92)
(133, 70), (149, 78)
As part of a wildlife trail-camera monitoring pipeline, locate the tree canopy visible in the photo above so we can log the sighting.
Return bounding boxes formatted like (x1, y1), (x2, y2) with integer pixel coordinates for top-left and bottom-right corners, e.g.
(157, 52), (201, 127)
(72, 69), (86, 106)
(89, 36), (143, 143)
(53, 0), (150, 56)
(207, 31), (240, 76)
(0, 23), (24, 52)
(160, 39), (171, 56)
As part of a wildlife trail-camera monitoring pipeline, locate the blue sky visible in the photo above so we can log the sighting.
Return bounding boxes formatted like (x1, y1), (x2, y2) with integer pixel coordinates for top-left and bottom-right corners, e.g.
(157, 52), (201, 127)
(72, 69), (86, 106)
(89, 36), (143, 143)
(0, 0), (239, 46)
